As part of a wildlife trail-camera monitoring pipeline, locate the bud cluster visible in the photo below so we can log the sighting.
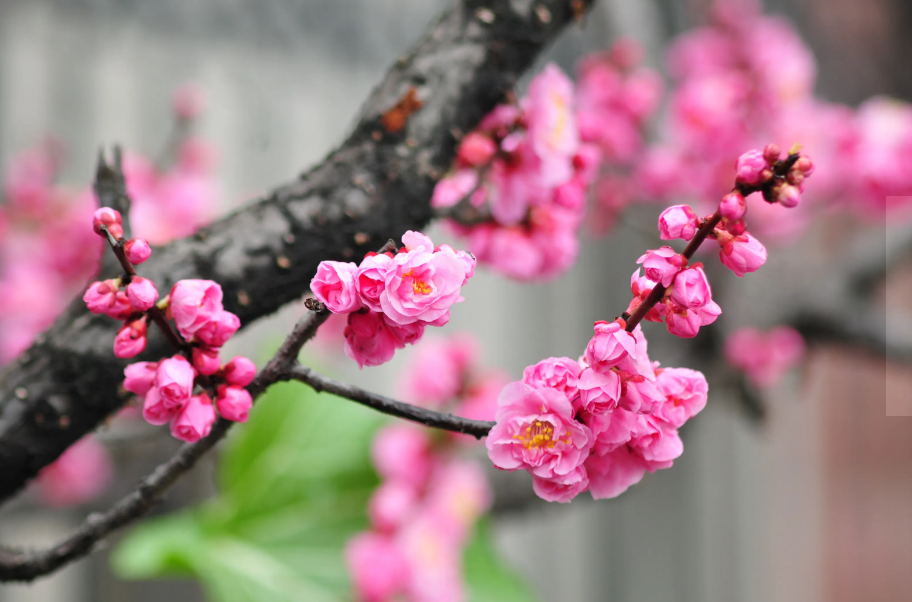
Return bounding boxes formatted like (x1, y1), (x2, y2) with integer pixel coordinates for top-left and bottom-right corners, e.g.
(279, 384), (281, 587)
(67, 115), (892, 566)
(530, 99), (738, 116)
(310, 231), (476, 368)
(84, 207), (257, 442)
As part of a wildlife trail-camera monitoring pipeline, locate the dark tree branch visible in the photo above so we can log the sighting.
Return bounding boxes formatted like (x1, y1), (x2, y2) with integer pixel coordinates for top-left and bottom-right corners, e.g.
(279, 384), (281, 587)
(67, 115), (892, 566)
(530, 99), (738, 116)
(0, 304), (331, 582)
(288, 364), (495, 438)
(0, 0), (596, 504)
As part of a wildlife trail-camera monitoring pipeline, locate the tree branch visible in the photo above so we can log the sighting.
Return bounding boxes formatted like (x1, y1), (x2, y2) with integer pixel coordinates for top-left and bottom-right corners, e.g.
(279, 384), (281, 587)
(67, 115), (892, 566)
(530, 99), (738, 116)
(288, 364), (495, 438)
(0, 0), (596, 504)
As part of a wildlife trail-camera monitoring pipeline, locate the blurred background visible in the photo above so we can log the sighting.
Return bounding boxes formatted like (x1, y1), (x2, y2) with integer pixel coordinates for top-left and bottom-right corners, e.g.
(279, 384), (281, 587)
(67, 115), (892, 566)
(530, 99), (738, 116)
(0, 0), (909, 601)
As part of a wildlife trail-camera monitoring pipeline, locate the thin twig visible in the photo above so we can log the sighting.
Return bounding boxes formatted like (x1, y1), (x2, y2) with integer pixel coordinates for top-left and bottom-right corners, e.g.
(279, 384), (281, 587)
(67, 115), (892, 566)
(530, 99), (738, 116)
(288, 364), (495, 438)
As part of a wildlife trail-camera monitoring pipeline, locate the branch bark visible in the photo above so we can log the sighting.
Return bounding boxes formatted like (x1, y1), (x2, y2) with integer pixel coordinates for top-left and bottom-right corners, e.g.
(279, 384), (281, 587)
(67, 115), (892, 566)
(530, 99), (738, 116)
(0, 0), (595, 504)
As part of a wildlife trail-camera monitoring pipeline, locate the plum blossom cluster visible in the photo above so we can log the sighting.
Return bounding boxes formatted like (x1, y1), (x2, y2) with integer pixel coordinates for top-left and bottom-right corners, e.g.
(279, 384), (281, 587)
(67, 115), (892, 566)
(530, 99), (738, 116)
(0, 87), (217, 365)
(346, 334), (503, 602)
(725, 326), (806, 388)
(486, 323), (708, 502)
(432, 65), (598, 280)
(487, 146), (812, 502)
(310, 231), (475, 368)
(83, 207), (257, 443)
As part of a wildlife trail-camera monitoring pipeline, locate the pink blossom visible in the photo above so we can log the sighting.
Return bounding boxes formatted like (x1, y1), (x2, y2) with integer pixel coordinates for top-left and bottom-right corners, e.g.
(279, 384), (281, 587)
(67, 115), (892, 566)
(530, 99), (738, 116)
(123, 361), (158, 396)
(584, 320), (636, 369)
(532, 466), (589, 503)
(380, 234), (467, 325)
(400, 336), (466, 407)
(669, 266), (713, 309)
(584, 407), (639, 456)
(735, 149), (771, 186)
(368, 480), (419, 532)
(453, 371), (509, 426)
(345, 532), (409, 602)
(423, 460), (492, 543)
(344, 310), (400, 368)
(627, 269), (666, 323)
(383, 314), (426, 347)
(215, 385), (253, 423)
(630, 416), (683, 468)
(585, 446), (646, 500)
(665, 300), (721, 338)
(618, 374), (665, 414)
(311, 261), (362, 314)
(526, 63), (579, 187)
(221, 356), (257, 387)
(578, 367), (621, 415)
(658, 205), (699, 241)
(371, 424), (434, 488)
(355, 253), (393, 312)
(92, 207), (123, 239)
(126, 276), (158, 312)
(123, 238), (152, 264)
(485, 382), (592, 480)
(194, 310), (241, 347)
(142, 386), (178, 425)
(720, 191), (747, 221)
(191, 346), (221, 375)
(772, 181), (801, 208)
(397, 512), (464, 602)
(432, 244), (476, 285)
(654, 368), (709, 427)
(522, 356), (581, 400)
(457, 132), (498, 166)
(154, 355), (196, 409)
(172, 82), (205, 120)
(637, 246), (687, 287)
(719, 232), (767, 276)
(84, 280), (123, 315)
(170, 393), (216, 443)
(430, 169), (479, 209)
(35, 436), (112, 507)
(114, 318), (147, 358)
(724, 326), (806, 387)
(4, 143), (56, 214)
(169, 279), (224, 338)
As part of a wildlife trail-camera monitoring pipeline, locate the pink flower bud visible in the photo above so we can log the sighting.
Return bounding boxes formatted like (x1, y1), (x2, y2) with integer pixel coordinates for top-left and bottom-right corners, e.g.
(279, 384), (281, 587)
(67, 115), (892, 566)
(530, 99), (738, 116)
(774, 182), (801, 208)
(719, 232), (767, 277)
(170, 393), (216, 443)
(194, 310), (241, 347)
(532, 466), (589, 503)
(762, 144), (781, 165)
(215, 385), (253, 423)
(719, 191), (747, 221)
(172, 82), (205, 121)
(155, 355), (196, 409)
(311, 260), (362, 314)
(114, 318), (147, 358)
(383, 314), (425, 347)
(170, 279), (224, 339)
(356, 253), (393, 312)
(192, 346), (221, 375)
(637, 246), (687, 287)
(658, 205), (699, 241)
(143, 386), (178, 425)
(794, 155), (814, 176)
(92, 207), (123, 239)
(372, 424), (434, 488)
(84, 279), (119, 315)
(123, 361), (158, 396)
(735, 149), (770, 186)
(368, 480), (419, 532)
(126, 276), (158, 312)
(669, 267), (713, 309)
(585, 320), (637, 369)
(221, 356), (257, 387)
(665, 301), (720, 338)
(457, 132), (498, 166)
(124, 238), (151, 264)
(344, 532), (408, 602)
(343, 310), (399, 368)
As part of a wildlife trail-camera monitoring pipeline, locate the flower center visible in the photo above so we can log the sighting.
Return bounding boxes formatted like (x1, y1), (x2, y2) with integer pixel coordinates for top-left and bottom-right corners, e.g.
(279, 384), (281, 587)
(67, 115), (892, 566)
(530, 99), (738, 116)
(404, 270), (432, 295)
(548, 90), (568, 149)
(513, 419), (570, 450)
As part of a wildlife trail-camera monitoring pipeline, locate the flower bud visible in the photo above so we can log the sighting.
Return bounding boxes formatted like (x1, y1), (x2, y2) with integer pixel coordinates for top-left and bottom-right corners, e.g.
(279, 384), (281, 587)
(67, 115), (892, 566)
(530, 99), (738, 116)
(194, 310), (241, 347)
(719, 191), (747, 221)
(221, 356), (257, 387)
(192, 346), (222, 376)
(92, 207), (123, 239)
(114, 318), (147, 358)
(215, 385), (253, 423)
(124, 238), (152, 264)
(735, 150), (770, 187)
(775, 182), (801, 208)
(457, 132), (498, 167)
(762, 144), (781, 165)
(658, 204), (699, 241)
(123, 361), (158, 396)
(126, 276), (158, 312)
(719, 232), (767, 276)
(155, 355), (196, 408)
(170, 393), (216, 443)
